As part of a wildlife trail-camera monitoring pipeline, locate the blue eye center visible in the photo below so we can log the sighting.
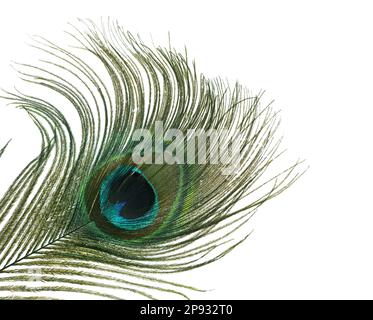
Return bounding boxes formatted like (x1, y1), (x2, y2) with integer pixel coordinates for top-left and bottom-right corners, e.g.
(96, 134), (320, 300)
(99, 165), (159, 231)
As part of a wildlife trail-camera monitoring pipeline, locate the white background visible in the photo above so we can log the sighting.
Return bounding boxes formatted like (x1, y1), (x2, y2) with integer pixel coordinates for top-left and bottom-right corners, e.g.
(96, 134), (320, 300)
(0, 0), (372, 299)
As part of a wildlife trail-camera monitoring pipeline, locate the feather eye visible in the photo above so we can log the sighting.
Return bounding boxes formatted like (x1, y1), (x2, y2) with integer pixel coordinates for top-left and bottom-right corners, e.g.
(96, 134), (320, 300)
(0, 20), (303, 299)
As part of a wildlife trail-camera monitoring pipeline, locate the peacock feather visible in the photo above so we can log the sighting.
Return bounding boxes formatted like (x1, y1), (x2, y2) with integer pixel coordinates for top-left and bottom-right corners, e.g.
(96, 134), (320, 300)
(0, 19), (303, 299)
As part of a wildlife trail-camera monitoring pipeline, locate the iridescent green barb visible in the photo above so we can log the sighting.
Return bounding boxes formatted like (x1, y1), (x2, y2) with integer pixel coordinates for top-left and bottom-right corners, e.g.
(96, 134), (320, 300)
(0, 19), (303, 299)
(0, 140), (11, 158)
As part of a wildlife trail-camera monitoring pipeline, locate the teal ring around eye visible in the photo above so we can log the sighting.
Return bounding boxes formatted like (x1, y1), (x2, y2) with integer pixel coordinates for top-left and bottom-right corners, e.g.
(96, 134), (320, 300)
(99, 165), (159, 231)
